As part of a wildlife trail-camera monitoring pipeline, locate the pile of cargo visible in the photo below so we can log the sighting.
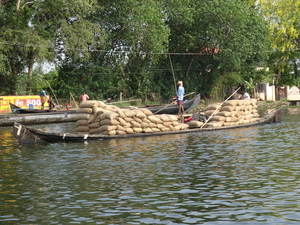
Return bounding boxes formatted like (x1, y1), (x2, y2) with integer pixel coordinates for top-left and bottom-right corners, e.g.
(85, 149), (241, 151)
(75, 101), (189, 135)
(203, 99), (260, 128)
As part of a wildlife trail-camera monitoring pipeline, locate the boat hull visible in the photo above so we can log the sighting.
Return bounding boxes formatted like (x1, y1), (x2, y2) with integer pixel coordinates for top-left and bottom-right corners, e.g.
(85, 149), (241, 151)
(13, 108), (283, 144)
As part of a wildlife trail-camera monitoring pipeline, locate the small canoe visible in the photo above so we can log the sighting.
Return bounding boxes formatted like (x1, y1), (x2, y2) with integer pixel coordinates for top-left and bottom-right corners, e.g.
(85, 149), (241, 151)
(13, 108), (283, 144)
(144, 94), (200, 114)
(10, 103), (56, 114)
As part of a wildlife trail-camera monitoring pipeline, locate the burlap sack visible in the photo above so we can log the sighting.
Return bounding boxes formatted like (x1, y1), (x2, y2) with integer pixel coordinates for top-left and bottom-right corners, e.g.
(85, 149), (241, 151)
(205, 121), (224, 128)
(220, 106), (236, 112)
(156, 124), (165, 129)
(100, 119), (120, 126)
(105, 105), (119, 110)
(125, 128), (135, 134)
(140, 108), (153, 116)
(163, 122), (173, 127)
(97, 101), (107, 108)
(161, 127), (171, 132)
(204, 109), (218, 116)
(88, 122), (100, 128)
(186, 120), (203, 127)
(98, 125), (117, 133)
(116, 130), (127, 135)
(117, 125), (125, 131)
(89, 128), (99, 134)
(79, 100), (98, 108)
(148, 115), (163, 124)
(77, 108), (93, 114)
(117, 117), (127, 127)
(125, 110), (136, 118)
(75, 126), (90, 133)
(250, 118), (259, 123)
(143, 127), (153, 133)
(76, 119), (89, 127)
(204, 103), (222, 111)
(156, 115), (171, 122)
(117, 109), (126, 118)
(148, 122), (157, 128)
(168, 115), (178, 121)
(124, 117), (134, 122)
(133, 110), (147, 119)
(209, 116), (226, 122)
(172, 121), (179, 126)
(141, 122), (149, 128)
(102, 130), (117, 135)
(151, 128), (161, 132)
(131, 121), (142, 128)
(216, 111), (231, 117)
(133, 127), (143, 133)
(223, 100), (238, 107)
(142, 118), (151, 123)
(231, 117), (239, 122)
(100, 112), (119, 120)
(75, 114), (91, 120)
(133, 117), (143, 123)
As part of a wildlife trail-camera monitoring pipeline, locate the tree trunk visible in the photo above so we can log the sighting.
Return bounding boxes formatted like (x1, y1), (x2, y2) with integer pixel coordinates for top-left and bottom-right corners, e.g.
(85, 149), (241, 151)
(26, 50), (35, 94)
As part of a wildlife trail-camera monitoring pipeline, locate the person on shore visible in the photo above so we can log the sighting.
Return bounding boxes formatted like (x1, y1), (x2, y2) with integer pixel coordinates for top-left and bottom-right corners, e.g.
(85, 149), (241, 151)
(80, 92), (89, 102)
(48, 96), (55, 110)
(240, 90), (250, 99)
(177, 81), (185, 115)
(39, 88), (47, 110)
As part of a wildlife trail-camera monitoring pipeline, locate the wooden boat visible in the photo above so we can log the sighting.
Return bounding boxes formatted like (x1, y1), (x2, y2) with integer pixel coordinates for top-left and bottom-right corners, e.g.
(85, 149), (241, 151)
(13, 108), (283, 144)
(10, 103), (57, 114)
(144, 94), (200, 114)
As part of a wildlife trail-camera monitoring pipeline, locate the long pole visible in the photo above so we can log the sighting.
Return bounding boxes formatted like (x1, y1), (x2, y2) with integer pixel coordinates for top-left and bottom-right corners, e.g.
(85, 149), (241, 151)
(70, 92), (79, 108)
(169, 54), (177, 93)
(46, 80), (60, 105)
(154, 92), (195, 115)
(200, 87), (241, 128)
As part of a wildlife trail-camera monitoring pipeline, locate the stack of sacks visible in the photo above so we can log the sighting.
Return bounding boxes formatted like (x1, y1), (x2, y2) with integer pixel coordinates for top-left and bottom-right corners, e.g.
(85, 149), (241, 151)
(75, 100), (189, 135)
(202, 99), (260, 128)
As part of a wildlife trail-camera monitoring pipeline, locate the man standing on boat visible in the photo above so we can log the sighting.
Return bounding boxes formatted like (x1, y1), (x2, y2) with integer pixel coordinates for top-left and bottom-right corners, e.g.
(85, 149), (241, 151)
(80, 92), (89, 102)
(177, 81), (185, 115)
(240, 90), (250, 99)
(39, 88), (47, 110)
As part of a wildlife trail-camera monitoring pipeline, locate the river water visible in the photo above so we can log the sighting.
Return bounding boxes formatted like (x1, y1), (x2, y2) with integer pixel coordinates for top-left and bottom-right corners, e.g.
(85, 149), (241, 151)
(0, 108), (300, 225)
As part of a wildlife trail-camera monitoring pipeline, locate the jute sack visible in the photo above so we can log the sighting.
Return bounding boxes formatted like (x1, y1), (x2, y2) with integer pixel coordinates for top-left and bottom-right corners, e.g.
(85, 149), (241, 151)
(76, 119), (89, 127)
(133, 127), (143, 133)
(93, 109), (110, 122)
(79, 100), (98, 108)
(117, 109), (126, 118)
(117, 125), (125, 131)
(169, 115), (178, 121)
(186, 120), (203, 128)
(161, 127), (171, 132)
(124, 110), (136, 118)
(143, 127), (153, 133)
(204, 109), (218, 116)
(125, 128), (135, 134)
(131, 121), (142, 128)
(100, 119), (120, 126)
(133, 117), (143, 123)
(223, 122), (236, 127)
(75, 126), (90, 133)
(77, 108), (93, 114)
(231, 117), (239, 122)
(133, 110), (147, 119)
(117, 117), (127, 127)
(89, 128), (99, 134)
(216, 111), (232, 117)
(88, 122), (100, 128)
(204, 103), (222, 111)
(96, 101), (107, 108)
(172, 121), (179, 126)
(148, 122), (157, 128)
(92, 107), (104, 114)
(101, 130), (117, 135)
(141, 122), (149, 128)
(100, 112), (119, 120)
(163, 122), (173, 127)
(142, 117), (151, 123)
(205, 121), (224, 128)
(105, 105), (119, 110)
(250, 118), (259, 123)
(116, 130), (127, 135)
(148, 115), (163, 124)
(151, 127), (160, 132)
(124, 117), (134, 122)
(140, 108), (153, 116)
(75, 114), (91, 120)
(223, 100), (238, 107)
(156, 124), (165, 129)
(156, 114), (171, 122)
(209, 116), (226, 122)
(225, 117), (232, 122)
(98, 125), (117, 133)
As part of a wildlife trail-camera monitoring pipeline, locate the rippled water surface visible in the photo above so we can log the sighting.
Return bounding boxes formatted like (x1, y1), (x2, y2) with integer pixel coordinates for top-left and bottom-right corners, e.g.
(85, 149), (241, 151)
(1, 108), (300, 224)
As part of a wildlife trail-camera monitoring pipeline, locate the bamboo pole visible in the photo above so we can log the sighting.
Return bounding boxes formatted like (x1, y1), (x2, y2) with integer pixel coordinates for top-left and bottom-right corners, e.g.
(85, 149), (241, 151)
(46, 80), (60, 105)
(200, 87), (241, 129)
(70, 92), (79, 108)
(169, 54), (177, 93)
(153, 92), (195, 115)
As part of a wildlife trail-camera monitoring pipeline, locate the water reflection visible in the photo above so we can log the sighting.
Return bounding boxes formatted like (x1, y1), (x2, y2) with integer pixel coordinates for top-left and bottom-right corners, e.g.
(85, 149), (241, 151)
(1, 108), (300, 224)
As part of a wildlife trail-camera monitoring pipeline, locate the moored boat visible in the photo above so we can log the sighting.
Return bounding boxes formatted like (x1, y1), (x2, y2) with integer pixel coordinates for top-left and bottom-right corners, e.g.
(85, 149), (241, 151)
(13, 108), (283, 144)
